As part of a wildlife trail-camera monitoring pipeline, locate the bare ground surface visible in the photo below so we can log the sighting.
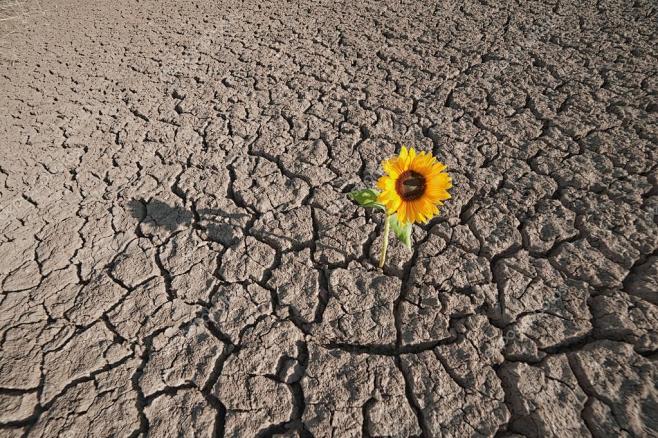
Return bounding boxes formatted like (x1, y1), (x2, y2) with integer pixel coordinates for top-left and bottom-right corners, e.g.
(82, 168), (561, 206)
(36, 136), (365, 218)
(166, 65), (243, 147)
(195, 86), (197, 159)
(0, 0), (657, 436)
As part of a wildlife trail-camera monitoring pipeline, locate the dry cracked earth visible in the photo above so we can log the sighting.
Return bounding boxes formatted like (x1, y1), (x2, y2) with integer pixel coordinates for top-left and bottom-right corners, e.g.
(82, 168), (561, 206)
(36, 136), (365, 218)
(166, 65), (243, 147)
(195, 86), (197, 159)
(1, 0), (657, 436)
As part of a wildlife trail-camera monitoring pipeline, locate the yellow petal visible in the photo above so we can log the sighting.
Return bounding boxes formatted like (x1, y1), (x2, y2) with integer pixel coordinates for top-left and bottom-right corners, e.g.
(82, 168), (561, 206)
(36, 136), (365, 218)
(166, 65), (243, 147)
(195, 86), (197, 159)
(399, 146), (408, 162)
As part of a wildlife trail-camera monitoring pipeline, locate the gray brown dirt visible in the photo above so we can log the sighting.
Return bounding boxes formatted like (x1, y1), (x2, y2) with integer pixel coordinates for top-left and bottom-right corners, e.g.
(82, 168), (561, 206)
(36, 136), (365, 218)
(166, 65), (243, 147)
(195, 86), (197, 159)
(1, 0), (657, 436)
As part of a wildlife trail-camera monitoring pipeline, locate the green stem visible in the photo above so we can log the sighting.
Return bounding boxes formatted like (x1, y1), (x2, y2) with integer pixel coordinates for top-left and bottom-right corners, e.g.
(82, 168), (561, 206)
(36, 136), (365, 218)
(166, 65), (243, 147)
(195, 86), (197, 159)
(379, 214), (391, 268)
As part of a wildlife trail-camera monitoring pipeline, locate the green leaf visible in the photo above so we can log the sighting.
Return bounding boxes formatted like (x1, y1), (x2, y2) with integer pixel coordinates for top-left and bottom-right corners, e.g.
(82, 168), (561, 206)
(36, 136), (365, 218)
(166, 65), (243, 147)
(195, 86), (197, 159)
(390, 214), (413, 249)
(348, 188), (386, 211)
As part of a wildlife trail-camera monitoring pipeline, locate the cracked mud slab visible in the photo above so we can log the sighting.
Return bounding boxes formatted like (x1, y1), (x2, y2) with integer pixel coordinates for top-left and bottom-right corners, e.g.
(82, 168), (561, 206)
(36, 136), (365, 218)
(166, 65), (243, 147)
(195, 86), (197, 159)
(1, 0), (657, 436)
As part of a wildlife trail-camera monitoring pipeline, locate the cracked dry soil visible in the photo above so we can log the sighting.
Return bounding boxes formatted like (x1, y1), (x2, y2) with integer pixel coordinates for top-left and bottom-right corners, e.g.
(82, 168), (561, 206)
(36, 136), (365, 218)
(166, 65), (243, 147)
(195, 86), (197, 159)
(1, 0), (657, 437)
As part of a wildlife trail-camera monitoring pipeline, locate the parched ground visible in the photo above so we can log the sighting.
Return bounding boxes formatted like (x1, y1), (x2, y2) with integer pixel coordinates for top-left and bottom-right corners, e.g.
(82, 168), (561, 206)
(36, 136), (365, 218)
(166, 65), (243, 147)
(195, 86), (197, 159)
(1, 0), (657, 436)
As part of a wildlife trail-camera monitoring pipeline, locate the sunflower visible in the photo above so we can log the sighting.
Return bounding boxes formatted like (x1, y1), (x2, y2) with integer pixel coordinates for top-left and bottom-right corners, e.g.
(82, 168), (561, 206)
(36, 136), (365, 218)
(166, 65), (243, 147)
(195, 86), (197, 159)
(376, 146), (452, 224)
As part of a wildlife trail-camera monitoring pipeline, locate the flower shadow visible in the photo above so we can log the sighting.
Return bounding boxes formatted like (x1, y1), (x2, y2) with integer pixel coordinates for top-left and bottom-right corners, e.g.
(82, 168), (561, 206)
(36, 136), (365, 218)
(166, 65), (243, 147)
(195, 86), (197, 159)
(126, 198), (250, 245)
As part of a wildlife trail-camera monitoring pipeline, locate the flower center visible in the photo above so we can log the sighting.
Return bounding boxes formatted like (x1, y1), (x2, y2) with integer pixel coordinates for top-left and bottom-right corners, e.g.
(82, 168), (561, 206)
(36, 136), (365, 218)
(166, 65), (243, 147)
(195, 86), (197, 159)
(396, 170), (426, 201)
